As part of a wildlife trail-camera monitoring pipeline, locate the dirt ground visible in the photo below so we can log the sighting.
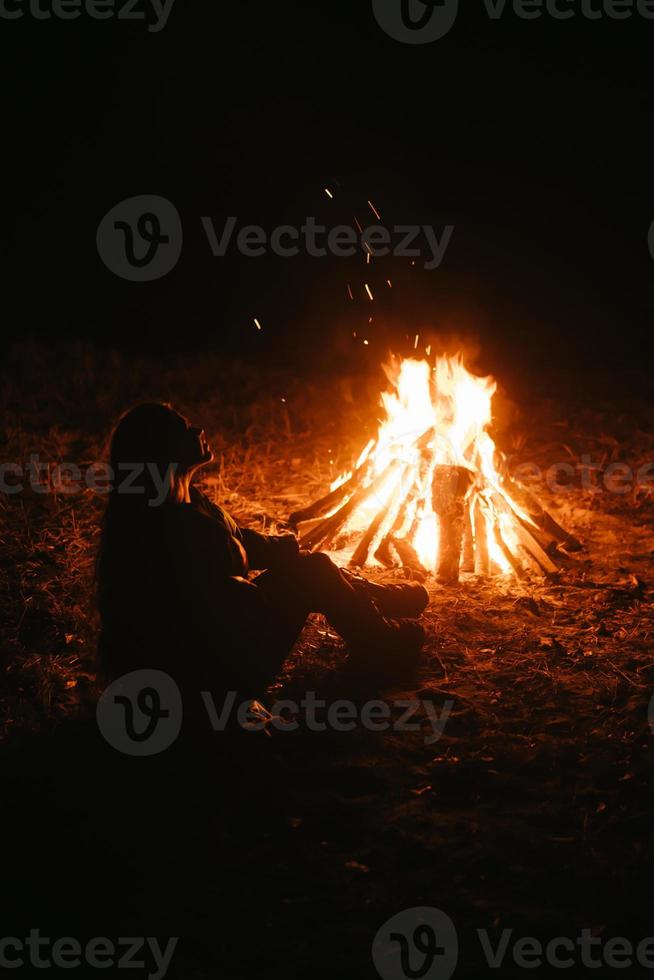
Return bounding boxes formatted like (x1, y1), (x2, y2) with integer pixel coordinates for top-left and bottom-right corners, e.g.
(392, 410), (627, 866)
(2, 343), (654, 978)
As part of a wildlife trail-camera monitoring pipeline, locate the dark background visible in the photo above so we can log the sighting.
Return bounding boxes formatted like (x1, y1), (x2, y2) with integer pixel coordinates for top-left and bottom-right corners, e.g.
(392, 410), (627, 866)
(2, 0), (653, 382)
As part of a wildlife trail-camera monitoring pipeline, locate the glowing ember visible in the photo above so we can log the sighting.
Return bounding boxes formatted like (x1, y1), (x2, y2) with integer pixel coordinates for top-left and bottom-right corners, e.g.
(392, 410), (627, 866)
(291, 354), (581, 581)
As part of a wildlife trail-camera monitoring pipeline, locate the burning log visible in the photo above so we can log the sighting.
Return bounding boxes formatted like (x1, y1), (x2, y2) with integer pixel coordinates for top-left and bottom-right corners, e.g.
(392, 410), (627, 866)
(493, 525), (527, 580)
(349, 465), (409, 567)
(499, 473), (583, 553)
(373, 534), (394, 567)
(511, 518), (559, 576)
(289, 449), (375, 528)
(538, 510), (583, 553)
(473, 499), (491, 576)
(389, 536), (427, 578)
(294, 515), (328, 537)
(374, 465), (424, 566)
(461, 503), (475, 573)
(300, 461), (400, 552)
(350, 496), (395, 568)
(374, 509), (410, 567)
(431, 465), (475, 584)
(489, 490), (560, 576)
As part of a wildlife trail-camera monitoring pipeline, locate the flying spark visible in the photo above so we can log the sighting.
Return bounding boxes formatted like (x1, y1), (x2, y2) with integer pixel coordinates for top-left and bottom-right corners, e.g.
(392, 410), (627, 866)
(368, 200), (381, 220)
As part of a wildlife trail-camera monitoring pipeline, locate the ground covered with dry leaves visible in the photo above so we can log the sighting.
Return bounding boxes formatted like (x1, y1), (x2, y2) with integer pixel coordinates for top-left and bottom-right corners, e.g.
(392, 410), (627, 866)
(2, 343), (653, 978)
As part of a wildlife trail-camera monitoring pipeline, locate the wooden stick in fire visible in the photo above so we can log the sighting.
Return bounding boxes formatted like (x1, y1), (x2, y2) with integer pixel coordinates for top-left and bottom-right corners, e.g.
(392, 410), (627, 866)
(493, 525), (528, 580)
(300, 460), (400, 552)
(374, 477), (418, 566)
(373, 436), (435, 569)
(489, 490), (559, 575)
(349, 465), (409, 568)
(461, 501), (475, 573)
(389, 536), (428, 578)
(499, 472), (582, 552)
(431, 465), (475, 584)
(289, 445), (376, 528)
(472, 496), (491, 576)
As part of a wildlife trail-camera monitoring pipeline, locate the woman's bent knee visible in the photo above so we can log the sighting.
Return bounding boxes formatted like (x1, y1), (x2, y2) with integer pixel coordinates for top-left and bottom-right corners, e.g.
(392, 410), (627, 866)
(301, 551), (340, 579)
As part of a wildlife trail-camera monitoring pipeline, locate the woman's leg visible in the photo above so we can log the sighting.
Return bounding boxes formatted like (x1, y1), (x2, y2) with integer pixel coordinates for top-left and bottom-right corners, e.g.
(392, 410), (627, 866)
(339, 568), (429, 618)
(253, 552), (423, 657)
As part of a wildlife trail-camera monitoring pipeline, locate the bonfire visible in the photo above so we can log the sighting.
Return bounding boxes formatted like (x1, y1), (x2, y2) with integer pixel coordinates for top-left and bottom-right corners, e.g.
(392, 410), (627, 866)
(290, 355), (581, 582)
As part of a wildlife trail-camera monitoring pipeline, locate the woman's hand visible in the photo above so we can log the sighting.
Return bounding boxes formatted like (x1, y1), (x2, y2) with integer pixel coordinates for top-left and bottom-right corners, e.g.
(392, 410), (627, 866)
(268, 533), (300, 564)
(240, 528), (300, 571)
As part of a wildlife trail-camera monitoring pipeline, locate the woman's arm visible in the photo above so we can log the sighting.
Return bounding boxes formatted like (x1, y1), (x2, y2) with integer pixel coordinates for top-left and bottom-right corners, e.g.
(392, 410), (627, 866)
(239, 528), (299, 571)
(190, 486), (299, 572)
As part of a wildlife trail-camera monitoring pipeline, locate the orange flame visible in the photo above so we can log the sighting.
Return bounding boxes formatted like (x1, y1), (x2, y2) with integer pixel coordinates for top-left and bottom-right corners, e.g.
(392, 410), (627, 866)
(329, 354), (523, 574)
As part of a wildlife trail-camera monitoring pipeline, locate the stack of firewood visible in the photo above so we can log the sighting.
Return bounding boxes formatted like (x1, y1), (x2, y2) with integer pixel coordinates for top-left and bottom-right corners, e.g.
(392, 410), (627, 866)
(289, 437), (582, 583)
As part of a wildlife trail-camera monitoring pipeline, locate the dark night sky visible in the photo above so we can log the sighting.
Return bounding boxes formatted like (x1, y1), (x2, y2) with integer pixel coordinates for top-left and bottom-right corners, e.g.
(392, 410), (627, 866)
(2, 1), (653, 381)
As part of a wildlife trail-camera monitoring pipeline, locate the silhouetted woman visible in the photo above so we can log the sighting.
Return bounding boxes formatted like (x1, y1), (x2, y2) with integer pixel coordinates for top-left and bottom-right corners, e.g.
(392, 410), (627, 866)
(97, 403), (427, 715)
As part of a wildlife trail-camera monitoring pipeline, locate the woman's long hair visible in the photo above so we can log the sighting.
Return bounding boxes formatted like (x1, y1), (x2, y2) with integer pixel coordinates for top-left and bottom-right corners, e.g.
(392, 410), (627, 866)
(96, 402), (194, 676)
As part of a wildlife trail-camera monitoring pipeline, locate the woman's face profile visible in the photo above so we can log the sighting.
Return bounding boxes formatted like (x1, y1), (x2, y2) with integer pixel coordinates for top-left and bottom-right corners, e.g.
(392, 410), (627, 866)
(109, 403), (214, 488)
(171, 409), (214, 471)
